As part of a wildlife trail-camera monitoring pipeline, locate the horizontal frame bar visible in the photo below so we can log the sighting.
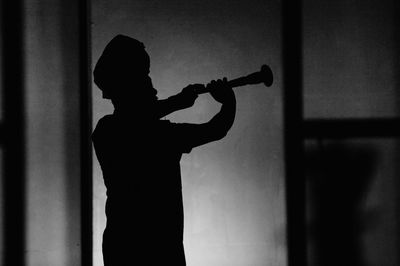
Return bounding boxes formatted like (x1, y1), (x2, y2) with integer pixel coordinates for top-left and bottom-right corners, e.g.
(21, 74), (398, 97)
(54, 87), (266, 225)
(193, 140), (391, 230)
(304, 118), (400, 139)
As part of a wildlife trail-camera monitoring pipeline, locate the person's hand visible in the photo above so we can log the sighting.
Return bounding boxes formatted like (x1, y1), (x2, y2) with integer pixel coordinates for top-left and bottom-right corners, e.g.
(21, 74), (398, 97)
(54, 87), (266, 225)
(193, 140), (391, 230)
(208, 78), (234, 104)
(176, 84), (200, 109)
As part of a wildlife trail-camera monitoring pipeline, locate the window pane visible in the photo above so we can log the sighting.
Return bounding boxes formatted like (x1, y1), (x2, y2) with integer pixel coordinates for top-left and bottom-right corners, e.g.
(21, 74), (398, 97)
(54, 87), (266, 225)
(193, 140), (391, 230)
(305, 139), (400, 266)
(303, 0), (400, 119)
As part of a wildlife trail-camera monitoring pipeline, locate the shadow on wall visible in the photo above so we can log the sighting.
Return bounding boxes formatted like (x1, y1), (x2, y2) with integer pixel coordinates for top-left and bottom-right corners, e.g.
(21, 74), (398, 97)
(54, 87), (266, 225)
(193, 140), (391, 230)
(305, 142), (377, 266)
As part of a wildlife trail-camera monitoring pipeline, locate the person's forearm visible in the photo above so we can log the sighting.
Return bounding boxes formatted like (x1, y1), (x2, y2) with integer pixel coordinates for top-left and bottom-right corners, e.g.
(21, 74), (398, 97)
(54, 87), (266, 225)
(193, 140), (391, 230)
(156, 84), (200, 118)
(182, 94), (236, 149)
(156, 95), (183, 118)
(207, 96), (236, 139)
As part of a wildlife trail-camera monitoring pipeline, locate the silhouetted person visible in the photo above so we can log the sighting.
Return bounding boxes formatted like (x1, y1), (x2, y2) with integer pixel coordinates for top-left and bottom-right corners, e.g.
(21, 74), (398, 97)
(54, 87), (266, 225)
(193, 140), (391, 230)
(92, 35), (236, 265)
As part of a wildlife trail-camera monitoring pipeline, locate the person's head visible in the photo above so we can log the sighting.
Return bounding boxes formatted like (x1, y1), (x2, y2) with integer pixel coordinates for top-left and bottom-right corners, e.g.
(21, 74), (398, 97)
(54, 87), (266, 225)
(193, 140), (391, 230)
(93, 35), (158, 111)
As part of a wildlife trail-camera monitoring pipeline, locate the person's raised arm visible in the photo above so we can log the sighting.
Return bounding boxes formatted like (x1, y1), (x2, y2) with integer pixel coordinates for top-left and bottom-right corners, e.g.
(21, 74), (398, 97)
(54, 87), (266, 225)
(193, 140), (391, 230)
(181, 78), (236, 149)
(203, 78), (236, 139)
(156, 84), (201, 119)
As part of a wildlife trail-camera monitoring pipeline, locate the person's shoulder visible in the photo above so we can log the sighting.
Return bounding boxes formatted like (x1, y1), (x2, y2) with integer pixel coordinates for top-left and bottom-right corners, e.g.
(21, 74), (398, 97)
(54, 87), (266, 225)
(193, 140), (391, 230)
(157, 120), (196, 153)
(157, 119), (197, 137)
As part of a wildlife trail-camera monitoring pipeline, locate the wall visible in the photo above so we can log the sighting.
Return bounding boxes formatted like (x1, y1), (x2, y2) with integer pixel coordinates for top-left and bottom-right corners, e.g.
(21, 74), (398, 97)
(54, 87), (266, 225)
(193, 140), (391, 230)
(24, 1), (82, 265)
(91, 0), (286, 265)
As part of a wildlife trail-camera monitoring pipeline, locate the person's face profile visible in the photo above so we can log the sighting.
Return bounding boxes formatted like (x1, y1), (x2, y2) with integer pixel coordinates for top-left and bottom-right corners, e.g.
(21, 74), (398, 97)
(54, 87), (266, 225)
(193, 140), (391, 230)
(113, 69), (158, 113)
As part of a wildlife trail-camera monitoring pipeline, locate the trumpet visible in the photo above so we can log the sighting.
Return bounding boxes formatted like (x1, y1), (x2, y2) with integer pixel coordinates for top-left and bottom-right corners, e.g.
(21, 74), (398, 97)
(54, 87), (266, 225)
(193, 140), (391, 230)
(194, 65), (273, 94)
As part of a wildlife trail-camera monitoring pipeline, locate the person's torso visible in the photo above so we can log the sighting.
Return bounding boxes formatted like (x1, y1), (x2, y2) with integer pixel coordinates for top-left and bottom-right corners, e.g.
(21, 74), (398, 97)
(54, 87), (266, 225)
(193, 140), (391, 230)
(93, 115), (185, 240)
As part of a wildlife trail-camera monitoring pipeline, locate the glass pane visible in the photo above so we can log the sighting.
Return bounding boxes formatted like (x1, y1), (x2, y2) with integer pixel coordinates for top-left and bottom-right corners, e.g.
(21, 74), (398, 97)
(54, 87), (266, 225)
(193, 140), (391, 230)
(91, 1), (286, 265)
(303, 0), (400, 119)
(305, 139), (400, 266)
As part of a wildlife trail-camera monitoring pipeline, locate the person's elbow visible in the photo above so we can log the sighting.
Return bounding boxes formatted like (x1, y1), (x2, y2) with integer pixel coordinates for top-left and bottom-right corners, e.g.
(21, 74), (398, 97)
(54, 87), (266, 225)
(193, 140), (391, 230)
(207, 123), (231, 142)
(213, 129), (229, 141)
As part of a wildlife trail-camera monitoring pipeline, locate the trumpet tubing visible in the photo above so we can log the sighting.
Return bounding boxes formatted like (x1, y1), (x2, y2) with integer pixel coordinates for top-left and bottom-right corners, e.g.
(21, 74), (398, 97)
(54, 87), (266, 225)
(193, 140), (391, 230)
(195, 64), (273, 94)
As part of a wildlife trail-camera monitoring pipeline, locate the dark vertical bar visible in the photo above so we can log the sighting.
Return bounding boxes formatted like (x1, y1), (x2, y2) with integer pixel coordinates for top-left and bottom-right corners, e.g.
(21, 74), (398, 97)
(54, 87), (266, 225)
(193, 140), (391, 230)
(1, 0), (26, 265)
(79, 0), (93, 265)
(282, 1), (306, 266)
(393, 0), (400, 263)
